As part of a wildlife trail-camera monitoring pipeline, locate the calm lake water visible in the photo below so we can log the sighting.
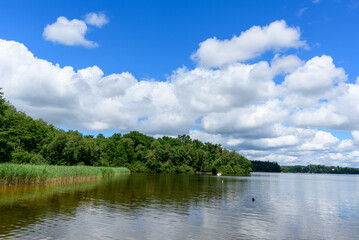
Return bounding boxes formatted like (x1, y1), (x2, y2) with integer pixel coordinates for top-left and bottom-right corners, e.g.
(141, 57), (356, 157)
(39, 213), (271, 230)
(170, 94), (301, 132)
(0, 172), (358, 239)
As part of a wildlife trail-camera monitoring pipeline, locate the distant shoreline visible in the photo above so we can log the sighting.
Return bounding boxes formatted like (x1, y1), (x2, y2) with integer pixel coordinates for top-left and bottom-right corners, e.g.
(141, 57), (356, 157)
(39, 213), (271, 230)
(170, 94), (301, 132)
(250, 160), (359, 174)
(280, 165), (359, 174)
(252, 171), (359, 175)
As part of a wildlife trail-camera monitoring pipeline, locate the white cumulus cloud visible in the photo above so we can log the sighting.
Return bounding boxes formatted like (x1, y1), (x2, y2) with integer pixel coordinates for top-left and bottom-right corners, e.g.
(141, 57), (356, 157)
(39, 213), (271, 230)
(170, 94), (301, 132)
(191, 20), (306, 68)
(43, 16), (98, 48)
(43, 12), (108, 48)
(283, 55), (347, 95)
(85, 12), (109, 28)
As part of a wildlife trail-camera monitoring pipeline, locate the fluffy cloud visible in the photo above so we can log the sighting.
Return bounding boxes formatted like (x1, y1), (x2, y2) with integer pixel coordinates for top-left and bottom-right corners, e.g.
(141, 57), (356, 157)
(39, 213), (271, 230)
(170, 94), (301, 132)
(270, 54), (304, 76)
(98, 72), (137, 97)
(2, 20), (359, 167)
(352, 131), (359, 144)
(43, 13), (108, 48)
(191, 20), (306, 68)
(300, 131), (339, 151)
(283, 55), (346, 96)
(200, 100), (288, 137)
(85, 12), (109, 28)
(0, 39), (190, 134)
(43, 16), (98, 48)
(172, 61), (277, 113)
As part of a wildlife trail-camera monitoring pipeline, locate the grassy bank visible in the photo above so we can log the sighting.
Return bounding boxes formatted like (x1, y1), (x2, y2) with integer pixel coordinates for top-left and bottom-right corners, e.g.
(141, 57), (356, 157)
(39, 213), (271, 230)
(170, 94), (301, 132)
(0, 164), (130, 185)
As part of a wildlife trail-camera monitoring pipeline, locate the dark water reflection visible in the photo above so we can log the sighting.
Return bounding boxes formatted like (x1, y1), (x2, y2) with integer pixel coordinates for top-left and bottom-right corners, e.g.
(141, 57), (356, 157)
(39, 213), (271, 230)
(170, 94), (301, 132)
(0, 173), (359, 239)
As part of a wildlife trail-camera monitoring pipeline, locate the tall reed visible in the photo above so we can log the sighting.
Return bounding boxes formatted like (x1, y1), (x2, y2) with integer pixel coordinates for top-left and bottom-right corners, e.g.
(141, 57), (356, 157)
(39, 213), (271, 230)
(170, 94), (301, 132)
(0, 163), (130, 184)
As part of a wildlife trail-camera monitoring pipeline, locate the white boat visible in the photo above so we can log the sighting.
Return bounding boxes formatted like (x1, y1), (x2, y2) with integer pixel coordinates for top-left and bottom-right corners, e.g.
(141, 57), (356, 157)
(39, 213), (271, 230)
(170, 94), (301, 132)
(217, 173), (222, 176)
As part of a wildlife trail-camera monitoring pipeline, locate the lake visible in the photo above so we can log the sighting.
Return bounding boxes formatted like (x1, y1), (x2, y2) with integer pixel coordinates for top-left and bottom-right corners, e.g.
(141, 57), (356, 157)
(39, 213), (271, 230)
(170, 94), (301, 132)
(0, 172), (358, 239)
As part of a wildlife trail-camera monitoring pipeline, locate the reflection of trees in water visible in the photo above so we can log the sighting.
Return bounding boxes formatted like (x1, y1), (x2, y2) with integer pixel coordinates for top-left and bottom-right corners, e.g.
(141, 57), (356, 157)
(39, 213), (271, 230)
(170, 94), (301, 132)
(0, 174), (248, 237)
(0, 176), (120, 206)
(90, 174), (248, 210)
(0, 176), (128, 236)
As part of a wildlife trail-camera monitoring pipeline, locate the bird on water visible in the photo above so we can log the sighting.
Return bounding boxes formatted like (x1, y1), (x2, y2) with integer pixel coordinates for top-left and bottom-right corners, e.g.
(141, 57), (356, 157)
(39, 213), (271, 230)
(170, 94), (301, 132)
(252, 198), (255, 202)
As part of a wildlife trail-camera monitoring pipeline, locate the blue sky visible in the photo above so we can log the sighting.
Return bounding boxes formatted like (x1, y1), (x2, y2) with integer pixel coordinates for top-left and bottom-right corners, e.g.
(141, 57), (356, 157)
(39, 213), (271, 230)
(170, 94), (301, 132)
(1, 0), (359, 166)
(1, 0), (358, 80)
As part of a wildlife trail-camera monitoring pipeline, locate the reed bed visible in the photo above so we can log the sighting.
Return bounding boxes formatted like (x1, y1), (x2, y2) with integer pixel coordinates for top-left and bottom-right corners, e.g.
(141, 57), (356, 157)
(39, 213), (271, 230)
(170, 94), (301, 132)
(0, 163), (130, 185)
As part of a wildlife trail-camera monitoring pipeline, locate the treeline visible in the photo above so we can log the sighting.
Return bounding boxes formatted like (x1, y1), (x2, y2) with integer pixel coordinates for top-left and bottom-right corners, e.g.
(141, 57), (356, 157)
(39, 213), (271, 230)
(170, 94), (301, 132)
(251, 160), (281, 172)
(281, 165), (359, 174)
(0, 91), (251, 175)
(250, 160), (359, 174)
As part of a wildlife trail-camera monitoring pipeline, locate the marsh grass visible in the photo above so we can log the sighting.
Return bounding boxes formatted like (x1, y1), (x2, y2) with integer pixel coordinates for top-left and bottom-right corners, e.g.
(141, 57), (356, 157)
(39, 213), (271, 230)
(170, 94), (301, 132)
(0, 164), (130, 185)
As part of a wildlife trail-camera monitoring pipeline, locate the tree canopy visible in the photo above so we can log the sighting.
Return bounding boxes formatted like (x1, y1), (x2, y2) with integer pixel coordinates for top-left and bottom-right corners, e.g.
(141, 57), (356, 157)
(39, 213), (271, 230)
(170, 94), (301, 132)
(0, 91), (251, 175)
(251, 160), (281, 172)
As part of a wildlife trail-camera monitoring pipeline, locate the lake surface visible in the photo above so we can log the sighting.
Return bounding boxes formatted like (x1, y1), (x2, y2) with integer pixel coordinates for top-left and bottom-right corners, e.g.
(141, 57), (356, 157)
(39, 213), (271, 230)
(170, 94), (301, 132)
(0, 172), (358, 239)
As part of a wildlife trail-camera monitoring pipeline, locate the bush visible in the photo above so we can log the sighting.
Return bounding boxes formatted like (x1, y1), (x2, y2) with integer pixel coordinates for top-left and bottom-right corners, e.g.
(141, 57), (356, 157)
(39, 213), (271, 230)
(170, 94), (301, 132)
(11, 150), (32, 164)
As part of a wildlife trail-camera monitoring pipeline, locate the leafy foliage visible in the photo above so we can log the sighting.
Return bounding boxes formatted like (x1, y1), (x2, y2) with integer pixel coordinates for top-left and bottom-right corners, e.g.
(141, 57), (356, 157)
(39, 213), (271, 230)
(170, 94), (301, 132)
(0, 91), (251, 175)
(251, 160), (281, 172)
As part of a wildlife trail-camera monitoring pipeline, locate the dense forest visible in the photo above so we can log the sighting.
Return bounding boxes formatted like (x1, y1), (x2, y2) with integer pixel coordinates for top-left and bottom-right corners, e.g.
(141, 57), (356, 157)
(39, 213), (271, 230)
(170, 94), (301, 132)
(0, 90), (251, 175)
(251, 160), (281, 172)
(250, 160), (359, 174)
(281, 165), (359, 174)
